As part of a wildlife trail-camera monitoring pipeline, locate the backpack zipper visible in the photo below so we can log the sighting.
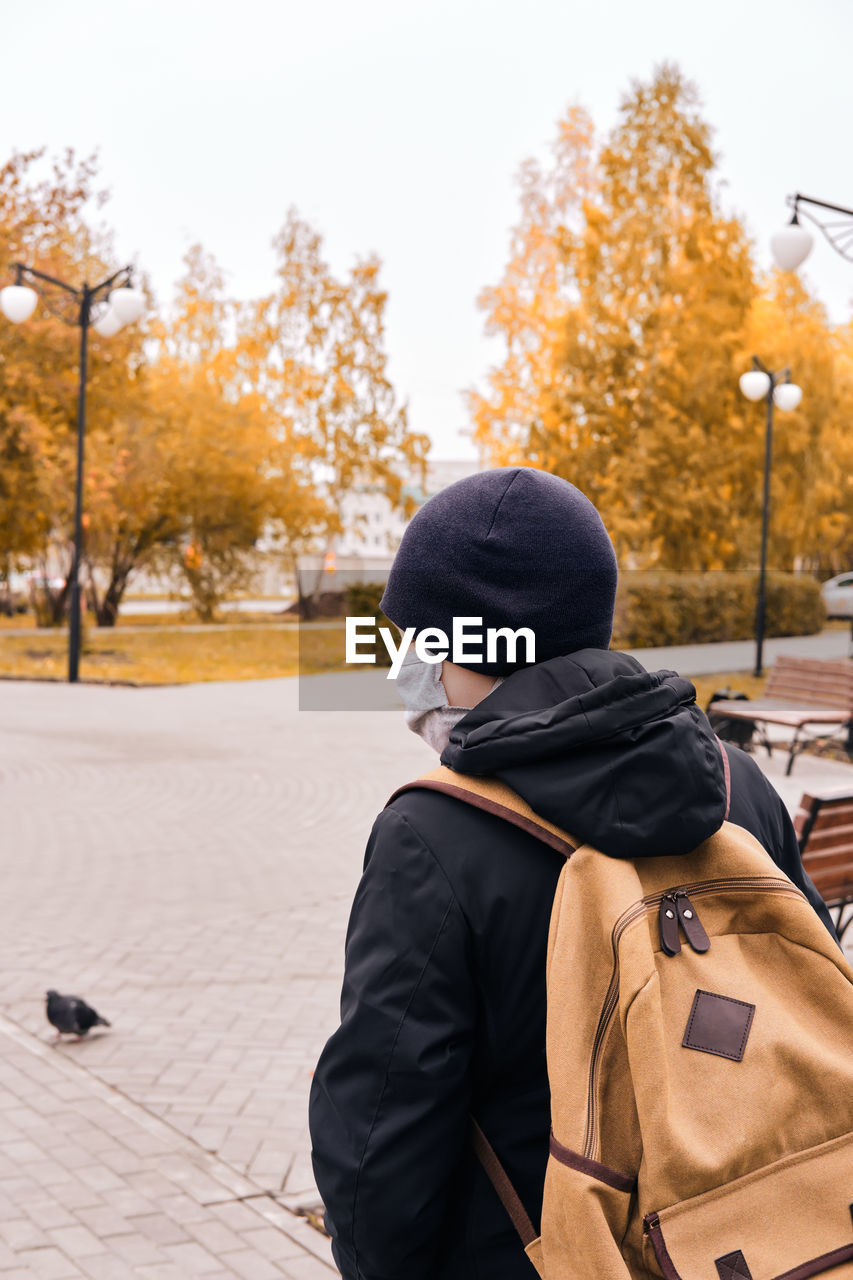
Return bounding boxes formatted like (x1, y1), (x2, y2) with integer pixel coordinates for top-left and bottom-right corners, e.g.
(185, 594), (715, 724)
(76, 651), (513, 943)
(580, 876), (805, 1160)
(660, 890), (710, 955)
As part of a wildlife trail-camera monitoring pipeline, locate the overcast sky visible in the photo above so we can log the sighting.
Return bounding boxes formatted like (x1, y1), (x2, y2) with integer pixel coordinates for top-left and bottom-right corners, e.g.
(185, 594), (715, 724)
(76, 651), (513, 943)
(4, 0), (852, 459)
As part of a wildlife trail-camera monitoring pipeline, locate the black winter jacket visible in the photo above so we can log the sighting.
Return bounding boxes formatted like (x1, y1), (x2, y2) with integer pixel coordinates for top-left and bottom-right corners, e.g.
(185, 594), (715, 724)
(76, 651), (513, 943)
(309, 650), (834, 1280)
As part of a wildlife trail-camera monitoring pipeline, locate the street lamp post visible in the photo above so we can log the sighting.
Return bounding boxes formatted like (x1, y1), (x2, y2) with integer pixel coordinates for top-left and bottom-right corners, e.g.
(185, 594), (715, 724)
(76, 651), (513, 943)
(0, 265), (145, 682)
(738, 359), (803, 678)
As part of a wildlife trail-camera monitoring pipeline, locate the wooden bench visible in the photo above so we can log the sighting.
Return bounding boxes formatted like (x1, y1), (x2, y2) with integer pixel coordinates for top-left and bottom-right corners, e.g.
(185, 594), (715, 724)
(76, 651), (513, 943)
(795, 788), (853, 942)
(711, 656), (853, 775)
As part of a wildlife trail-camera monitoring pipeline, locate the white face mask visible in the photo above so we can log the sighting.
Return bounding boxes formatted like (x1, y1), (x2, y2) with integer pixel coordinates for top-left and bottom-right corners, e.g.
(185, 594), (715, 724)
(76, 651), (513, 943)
(394, 648), (502, 754)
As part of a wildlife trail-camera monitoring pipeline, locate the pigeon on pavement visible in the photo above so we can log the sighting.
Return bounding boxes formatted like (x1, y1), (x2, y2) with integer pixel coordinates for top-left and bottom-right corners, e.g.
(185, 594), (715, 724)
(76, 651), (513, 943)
(45, 990), (111, 1041)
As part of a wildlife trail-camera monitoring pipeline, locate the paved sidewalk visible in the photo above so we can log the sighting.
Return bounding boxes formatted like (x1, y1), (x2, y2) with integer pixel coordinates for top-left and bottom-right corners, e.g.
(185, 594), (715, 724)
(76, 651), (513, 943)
(0, 1013), (334, 1278)
(0, 665), (849, 1274)
(626, 625), (851, 676)
(0, 677), (434, 1275)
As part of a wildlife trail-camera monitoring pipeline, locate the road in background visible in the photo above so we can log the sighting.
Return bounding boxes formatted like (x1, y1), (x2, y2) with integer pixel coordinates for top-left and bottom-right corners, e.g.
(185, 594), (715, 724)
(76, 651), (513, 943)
(120, 599), (295, 616)
(627, 626), (850, 675)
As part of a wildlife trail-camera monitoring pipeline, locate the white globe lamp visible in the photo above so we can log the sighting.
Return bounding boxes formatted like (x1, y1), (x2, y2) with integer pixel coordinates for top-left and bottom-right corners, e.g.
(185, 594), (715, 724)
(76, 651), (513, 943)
(0, 284), (39, 323)
(773, 381), (803, 411)
(771, 219), (813, 271)
(108, 287), (145, 325)
(93, 306), (125, 337)
(739, 370), (771, 402)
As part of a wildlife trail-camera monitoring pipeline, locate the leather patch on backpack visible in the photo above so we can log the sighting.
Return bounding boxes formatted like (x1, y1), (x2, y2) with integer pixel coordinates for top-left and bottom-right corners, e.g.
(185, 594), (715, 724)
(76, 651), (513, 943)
(715, 1249), (753, 1279)
(682, 990), (755, 1062)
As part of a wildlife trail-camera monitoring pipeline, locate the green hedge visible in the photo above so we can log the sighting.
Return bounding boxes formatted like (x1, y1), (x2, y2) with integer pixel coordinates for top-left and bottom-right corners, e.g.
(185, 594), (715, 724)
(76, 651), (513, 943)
(344, 581), (395, 666)
(611, 572), (825, 649)
(342, 574), (824, 657)
(344, 581), (387, 619)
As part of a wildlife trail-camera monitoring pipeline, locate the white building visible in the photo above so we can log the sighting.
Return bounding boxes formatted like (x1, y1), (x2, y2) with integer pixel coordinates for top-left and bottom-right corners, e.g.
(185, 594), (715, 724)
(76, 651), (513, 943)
(334, 458), (481, 562)
(132, 458), (484, 601)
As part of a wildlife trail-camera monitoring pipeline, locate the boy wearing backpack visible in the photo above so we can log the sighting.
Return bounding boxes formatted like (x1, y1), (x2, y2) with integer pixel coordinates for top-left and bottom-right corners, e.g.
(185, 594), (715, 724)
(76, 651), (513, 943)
(309, 467), (844, 1280)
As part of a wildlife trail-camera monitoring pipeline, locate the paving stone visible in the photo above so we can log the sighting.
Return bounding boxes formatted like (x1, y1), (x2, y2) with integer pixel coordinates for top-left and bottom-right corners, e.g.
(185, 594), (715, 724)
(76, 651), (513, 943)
(239, 1226), (307, 1262)
(220, 1250), (286, 1280)
(186, 1217), (248, 1256)
(266, 1218), (334, 1267)
(191, 1273), (244, 1280)
(133, 1264), (192, 1280)
(73, 1204), (132, 1238)
(0, 1217), (50, 1250)
(74, 1255), (138, 1280)
(12, 1246), (85, 1277)
(124, 1171), (184, 1202)
(155, 1192), (213, 1225)
(210, 1201), (281, 1234)
(126, 1212), (191, 1246)
(280, 1257), (337, 1280)
(99, 1146), (151, 1176)
(46, 1225), (108, 1256)
(49, 1145), (101, 1172)
(101, 1186), (157, 1217)
(39, 1182), (103, 1211)
(5, 1140), (47, 1163)
(0, 1177), (43, 1208)
(106, 1232), (170, 1266)
(0, 1237), (20, 1267)
(162, 1240), (225, 1274)
(21, 1199), (79, 1231)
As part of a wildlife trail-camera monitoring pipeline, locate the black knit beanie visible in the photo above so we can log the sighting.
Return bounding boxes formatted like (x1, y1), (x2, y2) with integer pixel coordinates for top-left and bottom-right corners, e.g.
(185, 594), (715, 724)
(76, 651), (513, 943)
(380, 467), (618, 676)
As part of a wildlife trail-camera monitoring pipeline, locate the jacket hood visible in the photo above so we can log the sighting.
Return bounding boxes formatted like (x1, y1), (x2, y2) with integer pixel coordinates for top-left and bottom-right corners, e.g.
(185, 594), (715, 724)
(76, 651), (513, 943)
(440, 649), (727, 859)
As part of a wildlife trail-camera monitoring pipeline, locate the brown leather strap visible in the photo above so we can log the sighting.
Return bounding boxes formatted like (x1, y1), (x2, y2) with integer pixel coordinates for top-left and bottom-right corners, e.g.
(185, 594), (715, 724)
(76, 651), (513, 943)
(389, 765), (577, 858)
(715, 736), (732, 821)
(391, 766), (561, 1248)
(470, 1117), (538, 1248)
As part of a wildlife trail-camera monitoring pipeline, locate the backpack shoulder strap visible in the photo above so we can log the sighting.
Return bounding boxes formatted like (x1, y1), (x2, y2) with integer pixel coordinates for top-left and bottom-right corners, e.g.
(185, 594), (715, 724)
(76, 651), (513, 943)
(470, 1117), (538, 1249)
(388, 764), (577, 858)
(388, 764), (575, 1253)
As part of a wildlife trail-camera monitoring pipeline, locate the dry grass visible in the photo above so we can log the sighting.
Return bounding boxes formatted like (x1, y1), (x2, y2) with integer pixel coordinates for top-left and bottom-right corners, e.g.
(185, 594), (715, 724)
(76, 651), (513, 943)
(0, 613), (38, 630)
(0, 609), (292, 630)
(0, 623), (349, 684)
(0, 608), (771, 697)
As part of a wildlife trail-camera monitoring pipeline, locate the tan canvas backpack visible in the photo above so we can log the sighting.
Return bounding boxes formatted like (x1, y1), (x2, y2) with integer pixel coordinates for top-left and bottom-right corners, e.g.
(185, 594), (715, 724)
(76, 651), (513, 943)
(398, 765), (853, 1280)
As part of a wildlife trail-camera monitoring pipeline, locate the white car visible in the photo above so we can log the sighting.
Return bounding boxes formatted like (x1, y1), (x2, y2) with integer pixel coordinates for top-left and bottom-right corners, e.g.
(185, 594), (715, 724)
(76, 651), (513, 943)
(820, 572), (853, 619)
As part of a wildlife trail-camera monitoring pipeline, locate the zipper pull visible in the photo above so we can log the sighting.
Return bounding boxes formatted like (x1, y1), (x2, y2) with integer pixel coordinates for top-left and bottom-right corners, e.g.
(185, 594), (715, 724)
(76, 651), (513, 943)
(675, 892), (710, 953)
(659, 894), (681, 956)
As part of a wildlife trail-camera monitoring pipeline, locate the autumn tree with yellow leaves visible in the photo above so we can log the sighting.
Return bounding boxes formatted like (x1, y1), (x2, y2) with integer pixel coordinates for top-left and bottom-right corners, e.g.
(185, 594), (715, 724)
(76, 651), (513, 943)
(0, 150), (149, 621)
(133, 246), (274, 622)
(85, 218), (424, 622)
(471, 64), (853, 574)
(469, 107), (598, 469)
(740, 275), (853, 572)
(243, 208), (429, 614)
(0, 156), (424, 623)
